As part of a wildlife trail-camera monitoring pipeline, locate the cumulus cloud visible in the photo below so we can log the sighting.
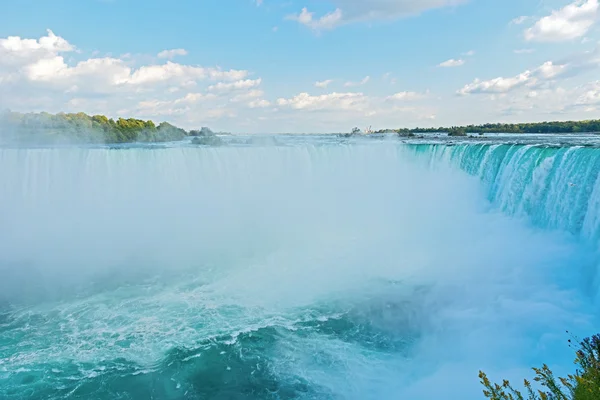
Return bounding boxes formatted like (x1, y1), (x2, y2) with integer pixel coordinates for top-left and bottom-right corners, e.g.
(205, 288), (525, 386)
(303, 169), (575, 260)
(0, 30), (248, 97)
(458, 71), (532, 95)
(208, 78), (262, 92)
(315, 79), (333, 88)
(286, 8), (343, 31)
(524, 0), (599, 42)
(0, 30), (248, 93)
(288, 0), (467, 31)
(0, 30), (439, 132)
(276, 92), (369, 111)
(495, 81), (600, 117)
(274, 88), (434, 122)
(5, 27), (599, 133)
(575, 80), (600, 105)
(16, 57), (249, 95)
(439, 58), (465, 67)
(248, 99), (271, 108)
(0, 29), (74, 69)
(458, 46), (600, 95)
(0, 30), (261, 130)
(536, 61), (568, 79)
(386, 91), (428, 101)
(157, 48), (188, 59)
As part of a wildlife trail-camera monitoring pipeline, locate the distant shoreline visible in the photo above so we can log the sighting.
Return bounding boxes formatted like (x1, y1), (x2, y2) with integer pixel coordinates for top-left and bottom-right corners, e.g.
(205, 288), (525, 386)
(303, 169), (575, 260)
(375, 119), (600, 136)
(2, 111), (600, 144)
(0, 111), (226, 145)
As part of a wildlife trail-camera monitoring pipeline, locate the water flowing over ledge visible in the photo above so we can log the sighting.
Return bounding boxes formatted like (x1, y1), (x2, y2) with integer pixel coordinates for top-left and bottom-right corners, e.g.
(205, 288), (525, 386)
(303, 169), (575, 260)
(0, 141), (598, 400)
(410, 143), (600, 244)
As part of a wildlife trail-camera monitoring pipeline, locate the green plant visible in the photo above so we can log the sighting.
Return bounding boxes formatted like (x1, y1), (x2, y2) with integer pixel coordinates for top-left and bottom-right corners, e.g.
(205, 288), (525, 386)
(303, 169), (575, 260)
(479, 334), (600, 400)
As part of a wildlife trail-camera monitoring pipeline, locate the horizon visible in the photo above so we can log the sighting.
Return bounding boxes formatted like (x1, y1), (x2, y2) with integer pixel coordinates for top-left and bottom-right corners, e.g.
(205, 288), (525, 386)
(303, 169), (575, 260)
(1, 0), (599, 134)
(4, 109), (600, 136)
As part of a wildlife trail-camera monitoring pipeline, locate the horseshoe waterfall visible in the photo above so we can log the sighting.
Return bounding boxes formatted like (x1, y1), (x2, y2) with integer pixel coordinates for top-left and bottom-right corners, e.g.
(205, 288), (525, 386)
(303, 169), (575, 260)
(1, 138), (599, 400)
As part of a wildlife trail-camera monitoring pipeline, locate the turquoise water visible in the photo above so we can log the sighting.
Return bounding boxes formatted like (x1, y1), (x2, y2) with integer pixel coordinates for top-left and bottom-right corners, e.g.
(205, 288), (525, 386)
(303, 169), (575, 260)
(1, 135), (599, 399)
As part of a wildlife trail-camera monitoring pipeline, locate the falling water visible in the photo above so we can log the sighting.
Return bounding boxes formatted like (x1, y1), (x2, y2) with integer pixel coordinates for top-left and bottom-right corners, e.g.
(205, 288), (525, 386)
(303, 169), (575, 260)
(0, 139), (597, 399)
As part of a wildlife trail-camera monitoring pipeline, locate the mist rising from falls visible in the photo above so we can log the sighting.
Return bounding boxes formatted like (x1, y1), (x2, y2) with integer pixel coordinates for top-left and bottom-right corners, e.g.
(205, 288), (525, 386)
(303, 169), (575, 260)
(0, 142), (597, 399)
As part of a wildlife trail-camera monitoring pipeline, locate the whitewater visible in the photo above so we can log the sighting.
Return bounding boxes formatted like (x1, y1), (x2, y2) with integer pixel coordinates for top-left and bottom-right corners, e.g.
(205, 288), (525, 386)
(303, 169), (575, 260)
(1, 134), (599, 399)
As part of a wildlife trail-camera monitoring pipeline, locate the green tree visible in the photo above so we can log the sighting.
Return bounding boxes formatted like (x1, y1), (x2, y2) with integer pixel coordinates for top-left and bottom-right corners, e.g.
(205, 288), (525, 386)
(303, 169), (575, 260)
(480, 334), (600, 400)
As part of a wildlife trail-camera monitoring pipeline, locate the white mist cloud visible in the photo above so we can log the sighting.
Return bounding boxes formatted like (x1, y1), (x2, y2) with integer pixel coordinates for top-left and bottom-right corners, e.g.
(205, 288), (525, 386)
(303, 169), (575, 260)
(0, 145), (593, 399)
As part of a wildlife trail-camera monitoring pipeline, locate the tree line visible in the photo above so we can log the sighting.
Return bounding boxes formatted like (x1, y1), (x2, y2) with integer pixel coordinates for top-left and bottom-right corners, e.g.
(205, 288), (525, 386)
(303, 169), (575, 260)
(0, 111), (215, 145)
(380, 120), (600, 136)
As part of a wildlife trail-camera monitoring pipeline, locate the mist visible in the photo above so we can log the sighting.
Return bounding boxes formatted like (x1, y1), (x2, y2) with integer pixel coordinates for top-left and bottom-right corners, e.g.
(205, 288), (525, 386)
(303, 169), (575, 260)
(0, 143), (596, 399)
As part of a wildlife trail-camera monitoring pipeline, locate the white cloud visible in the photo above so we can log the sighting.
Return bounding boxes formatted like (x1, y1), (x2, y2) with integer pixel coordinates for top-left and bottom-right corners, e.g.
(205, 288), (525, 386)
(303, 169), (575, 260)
(276, 92), (368, 111)
(524, 0), (599, 42)
(510, 16), (530, 25)
(462, 50), (475, 56)
(208, 78), (262, 92)
(386, 91), (428, 101)
(157, 48), (188, 59)
(230, 89), (264, 103)
(344, 76), (370, 87)
(494, 80), (600, 117)
(0, 30), (248, 94)
(288, 0), (467, 31)
(458, 47), (600, 95)
(248, 99), (271, 108)
(0, 30), (260, 130)
(0, 29), (74, 69)
(439, 59), (465, 67)
(286, 7), (343, 31)
(274, 89), (434, 126)
(315, 79), (333, 88)
(536, 61), (567, 79)
(4, 28), (600, 133)
(575, 80), (600, 105)
(128, 63), (248, 86)
(458, 71), (532, 95)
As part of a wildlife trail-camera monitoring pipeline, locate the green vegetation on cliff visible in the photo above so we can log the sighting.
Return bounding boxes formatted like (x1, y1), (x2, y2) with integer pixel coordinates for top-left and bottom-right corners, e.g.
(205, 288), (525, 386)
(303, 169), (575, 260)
(385, 119), (600, 136)
(480, 333), (600, 400)
(0, 111), (190, 145)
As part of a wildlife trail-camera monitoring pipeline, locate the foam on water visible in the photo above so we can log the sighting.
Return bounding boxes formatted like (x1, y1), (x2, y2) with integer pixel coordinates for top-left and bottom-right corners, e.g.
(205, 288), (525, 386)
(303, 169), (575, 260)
(0, 140), (598, 399)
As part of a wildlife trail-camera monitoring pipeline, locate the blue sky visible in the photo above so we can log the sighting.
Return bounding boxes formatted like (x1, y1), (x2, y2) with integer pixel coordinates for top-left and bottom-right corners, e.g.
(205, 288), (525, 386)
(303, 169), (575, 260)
(0, 0), (599, 133)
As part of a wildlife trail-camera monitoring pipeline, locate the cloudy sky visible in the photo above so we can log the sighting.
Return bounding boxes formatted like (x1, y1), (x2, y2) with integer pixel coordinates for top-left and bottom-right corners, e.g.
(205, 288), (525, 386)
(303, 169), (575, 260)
(1, 0), (599, 133)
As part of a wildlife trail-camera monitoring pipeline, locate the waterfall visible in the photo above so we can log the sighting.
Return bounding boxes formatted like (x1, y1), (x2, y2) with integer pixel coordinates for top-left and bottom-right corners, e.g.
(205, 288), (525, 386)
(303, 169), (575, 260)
(0, 141), (597, 400)
(410, 143), (600, 243)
